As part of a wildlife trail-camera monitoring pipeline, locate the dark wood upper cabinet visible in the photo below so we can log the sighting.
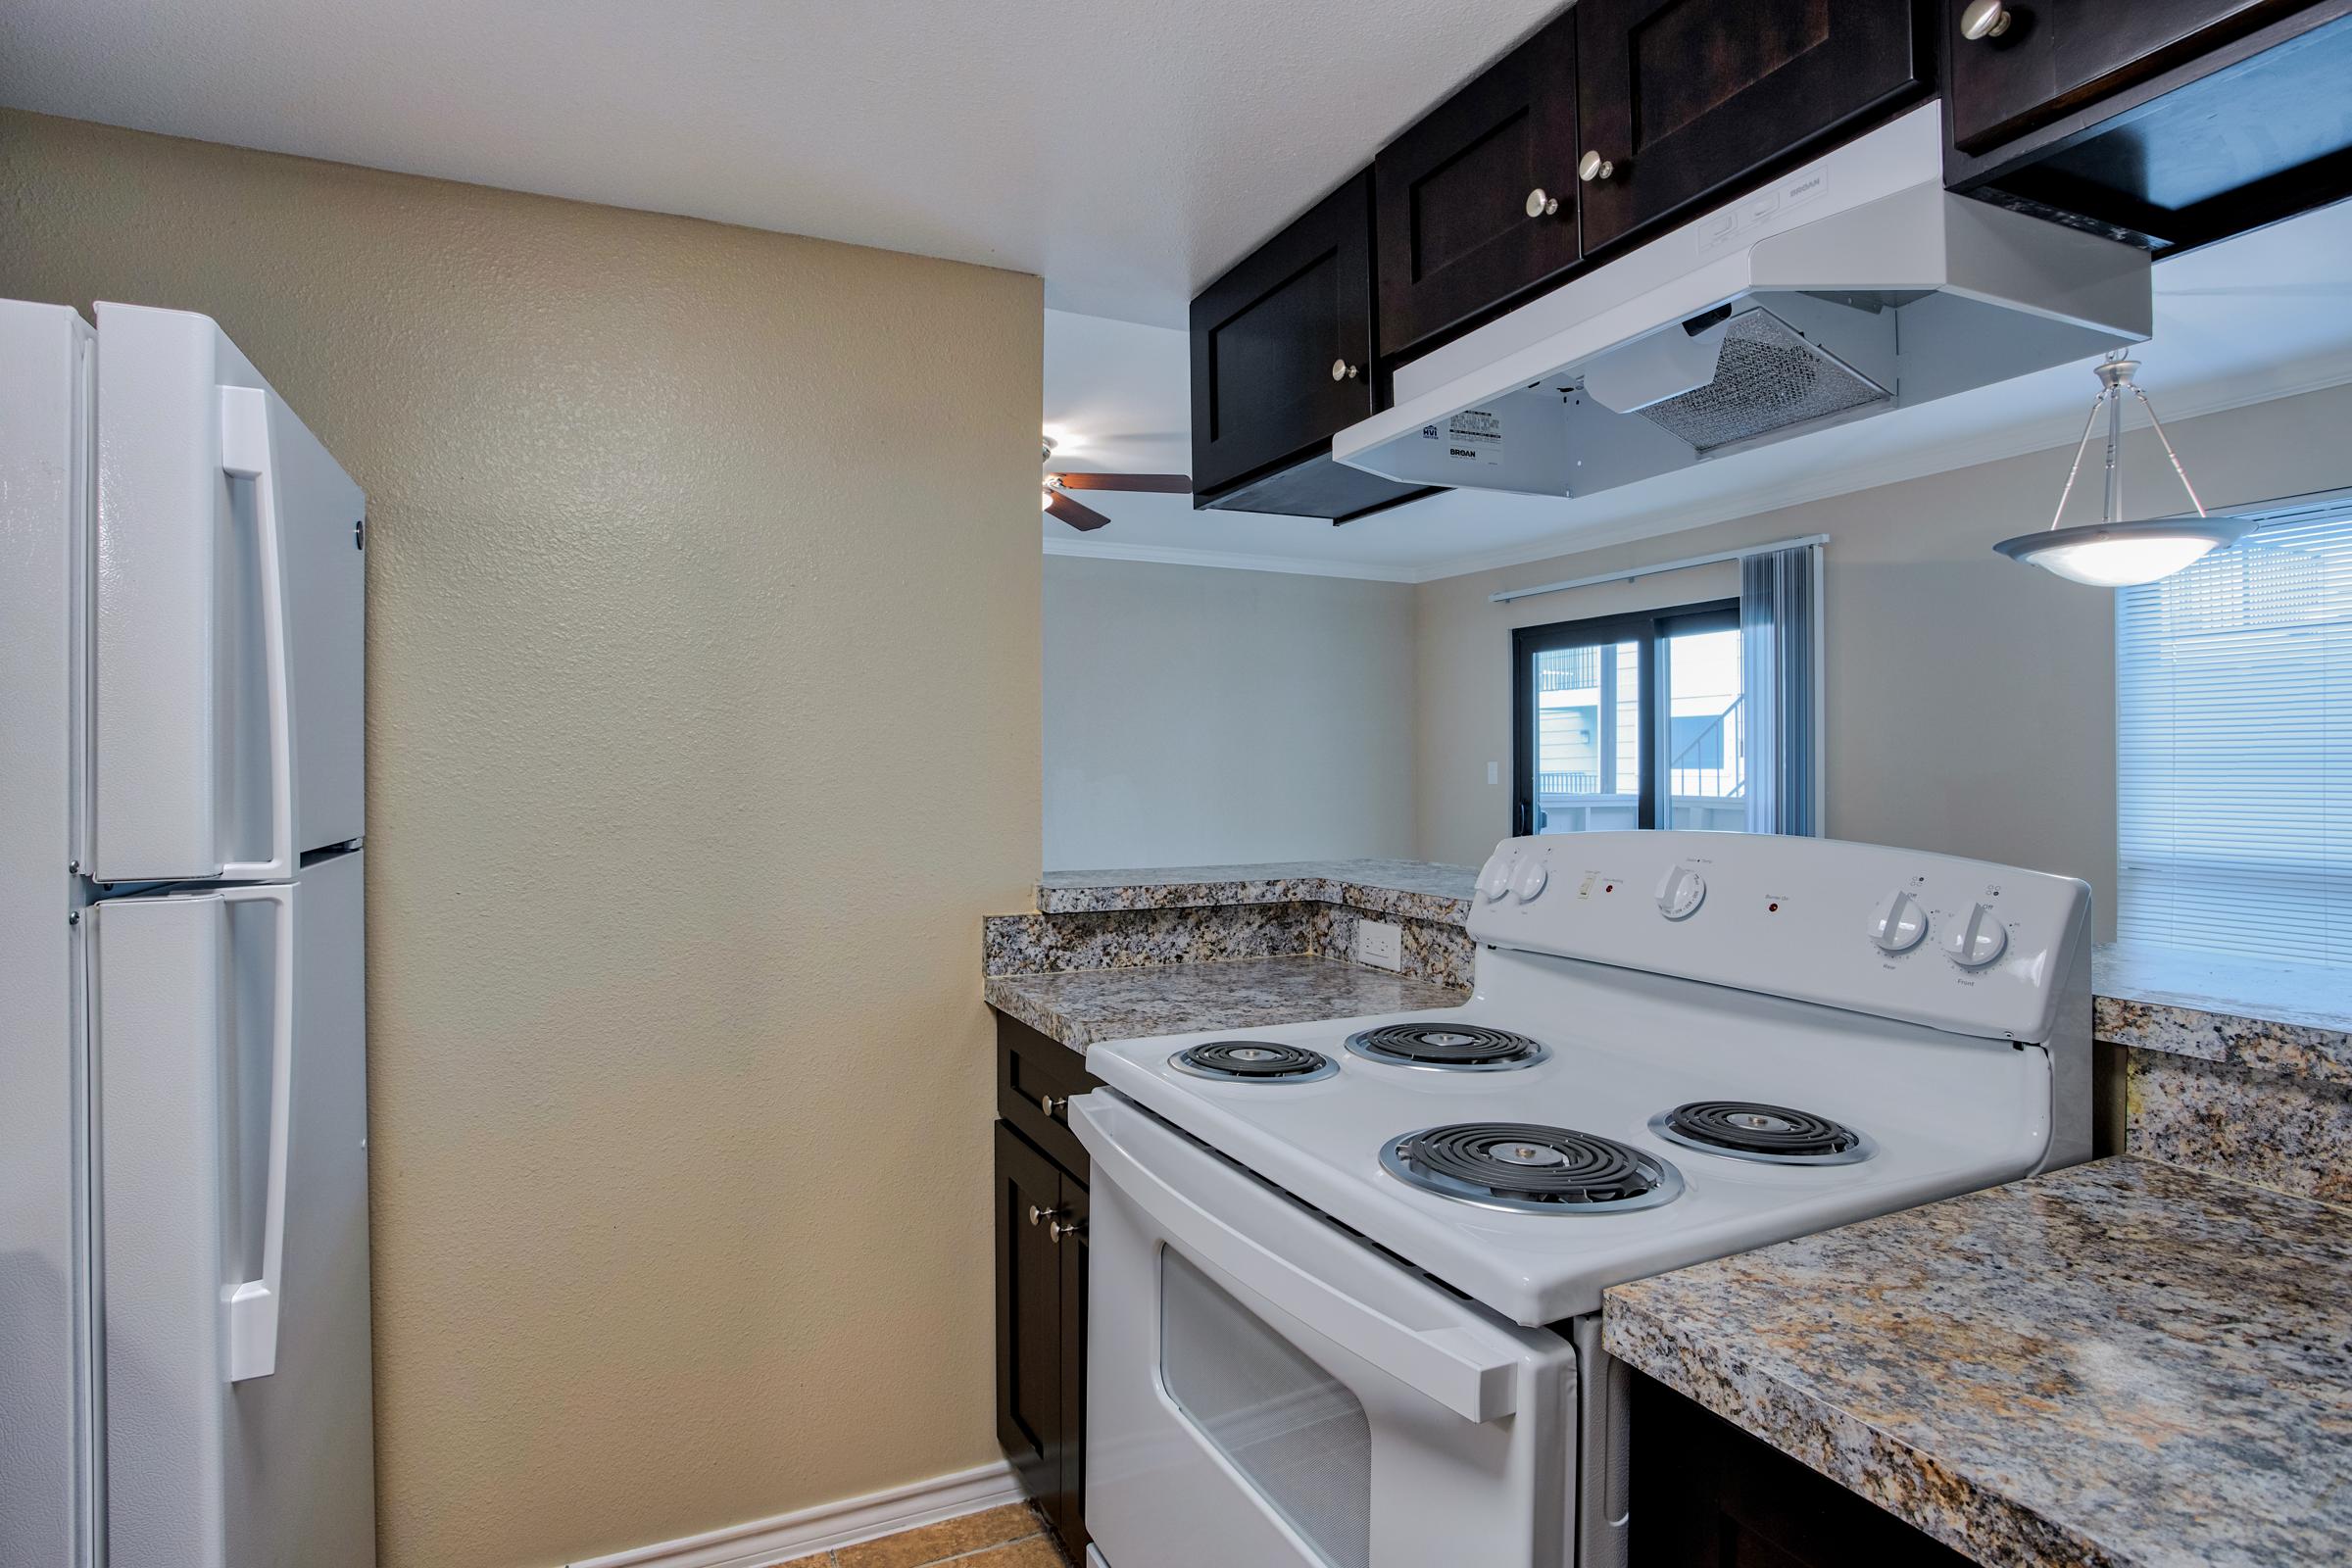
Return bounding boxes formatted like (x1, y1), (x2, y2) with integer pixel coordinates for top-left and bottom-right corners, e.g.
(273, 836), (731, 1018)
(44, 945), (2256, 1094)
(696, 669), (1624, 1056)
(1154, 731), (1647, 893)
(1947, 0), (2311, 154)
(1189, 171), (1382, 498)
(1573, 0), (1932, 253)
(1373, 12), (1583, 359)
(1943, 0), (2352, 256)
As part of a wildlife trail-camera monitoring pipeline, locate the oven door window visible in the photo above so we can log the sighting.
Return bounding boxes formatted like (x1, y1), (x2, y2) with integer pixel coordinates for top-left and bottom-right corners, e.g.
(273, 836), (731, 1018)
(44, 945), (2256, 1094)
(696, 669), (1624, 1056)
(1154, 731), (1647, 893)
(1159, 1247), (1372, 1568)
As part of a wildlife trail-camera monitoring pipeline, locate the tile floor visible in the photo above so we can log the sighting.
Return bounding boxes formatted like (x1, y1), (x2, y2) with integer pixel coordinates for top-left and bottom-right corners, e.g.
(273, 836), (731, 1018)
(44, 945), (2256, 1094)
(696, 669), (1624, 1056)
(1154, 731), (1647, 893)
(783, 1502), (1068, 1568)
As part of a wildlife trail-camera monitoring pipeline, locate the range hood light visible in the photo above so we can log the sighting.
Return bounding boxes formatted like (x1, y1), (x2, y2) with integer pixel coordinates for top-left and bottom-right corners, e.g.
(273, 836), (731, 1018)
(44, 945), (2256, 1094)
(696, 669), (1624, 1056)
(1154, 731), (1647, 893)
(1993, 354), (2253, 587)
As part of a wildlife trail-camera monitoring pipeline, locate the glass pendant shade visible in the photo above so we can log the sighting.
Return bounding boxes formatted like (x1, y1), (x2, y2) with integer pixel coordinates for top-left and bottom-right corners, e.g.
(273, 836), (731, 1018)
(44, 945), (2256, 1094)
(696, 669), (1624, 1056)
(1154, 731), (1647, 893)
(1994, 515), (2255, 586)
(1993, 354), (2249, 587)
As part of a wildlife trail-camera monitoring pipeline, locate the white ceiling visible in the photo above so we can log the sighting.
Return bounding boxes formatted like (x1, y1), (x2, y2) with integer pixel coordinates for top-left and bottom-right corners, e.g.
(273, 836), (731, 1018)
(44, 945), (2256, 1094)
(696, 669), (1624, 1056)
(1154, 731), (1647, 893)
(13, 2), (2347, 580)
(0, 0), (1562, 324)
(1046, 195), (2352, 581)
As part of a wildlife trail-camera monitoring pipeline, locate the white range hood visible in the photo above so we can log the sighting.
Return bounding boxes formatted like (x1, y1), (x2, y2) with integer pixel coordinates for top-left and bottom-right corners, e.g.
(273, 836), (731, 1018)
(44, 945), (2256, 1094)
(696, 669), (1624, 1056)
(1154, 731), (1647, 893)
(1333, 104), (2153, 499)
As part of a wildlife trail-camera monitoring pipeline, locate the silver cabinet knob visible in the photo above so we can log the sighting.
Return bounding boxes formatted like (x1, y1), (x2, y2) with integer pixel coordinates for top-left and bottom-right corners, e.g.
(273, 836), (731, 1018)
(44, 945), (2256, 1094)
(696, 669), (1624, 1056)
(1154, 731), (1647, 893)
(1048, 1215), (1086, 1244)
(1525, 187), (1559, 218)
(1330, 359), (1359, 382)
(1960, 0), (2013, 39)
(1027, 1203), (1064, 1228)
(1038, 1093), (1069, 1118)
(1578, 151), (1615, 183)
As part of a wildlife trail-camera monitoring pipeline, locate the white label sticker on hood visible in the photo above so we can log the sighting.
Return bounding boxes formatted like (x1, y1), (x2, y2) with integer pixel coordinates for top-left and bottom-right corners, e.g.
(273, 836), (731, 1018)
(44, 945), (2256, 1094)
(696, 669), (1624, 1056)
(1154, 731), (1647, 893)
(1425, 408), (1504, 466)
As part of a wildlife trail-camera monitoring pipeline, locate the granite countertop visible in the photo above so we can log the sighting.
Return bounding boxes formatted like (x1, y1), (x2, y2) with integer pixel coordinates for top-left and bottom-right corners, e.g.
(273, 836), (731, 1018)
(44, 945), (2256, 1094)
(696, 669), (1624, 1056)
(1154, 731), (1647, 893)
(985, 955), (1468, 1051)
(2093, 941), (2352, 1088)
(1037, 858), (1476, 924)
(1604, 1157), (2352, 1568)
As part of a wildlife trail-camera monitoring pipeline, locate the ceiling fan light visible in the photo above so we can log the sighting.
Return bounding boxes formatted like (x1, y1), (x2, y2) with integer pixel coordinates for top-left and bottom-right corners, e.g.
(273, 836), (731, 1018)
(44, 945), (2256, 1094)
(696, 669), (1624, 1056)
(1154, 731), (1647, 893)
(1992, 515), (2257, 587)
(1041, 485), (1056, 512)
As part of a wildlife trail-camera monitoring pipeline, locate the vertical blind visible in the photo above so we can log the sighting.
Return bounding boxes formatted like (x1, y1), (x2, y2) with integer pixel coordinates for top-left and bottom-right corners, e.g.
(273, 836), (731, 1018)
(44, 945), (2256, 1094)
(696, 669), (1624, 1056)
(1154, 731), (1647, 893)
(1740, 542), (1823, 836)
(2116, 501), (2352, 965)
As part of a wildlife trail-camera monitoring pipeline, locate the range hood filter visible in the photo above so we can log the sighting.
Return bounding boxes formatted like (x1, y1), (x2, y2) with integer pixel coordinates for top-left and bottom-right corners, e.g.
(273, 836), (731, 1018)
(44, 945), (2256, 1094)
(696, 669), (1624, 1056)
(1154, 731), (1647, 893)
(1633, 308), (1892, 455)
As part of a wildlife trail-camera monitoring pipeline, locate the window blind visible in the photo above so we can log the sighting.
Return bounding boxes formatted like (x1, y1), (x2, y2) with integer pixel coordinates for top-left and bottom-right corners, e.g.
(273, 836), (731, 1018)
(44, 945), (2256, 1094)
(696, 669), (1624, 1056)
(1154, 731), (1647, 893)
(2116, 500), (2352, 966)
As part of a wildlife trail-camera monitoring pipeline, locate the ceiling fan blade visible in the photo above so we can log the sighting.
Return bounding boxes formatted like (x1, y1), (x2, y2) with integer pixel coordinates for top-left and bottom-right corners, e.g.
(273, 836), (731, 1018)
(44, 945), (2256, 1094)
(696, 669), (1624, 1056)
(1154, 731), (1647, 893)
(1046, 491), (1114, 532)
(1050, 471), (1192, 494)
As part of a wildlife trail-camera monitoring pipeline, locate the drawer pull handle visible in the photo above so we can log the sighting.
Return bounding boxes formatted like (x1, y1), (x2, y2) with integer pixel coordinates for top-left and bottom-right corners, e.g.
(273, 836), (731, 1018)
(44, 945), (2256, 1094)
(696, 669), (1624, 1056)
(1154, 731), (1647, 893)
(1049, 1215), (1086, 1245)
(1578, 151), (1615, 183)
(1961, 0), (2013, 40)
(1028, 1203), (1065, 1228)
(1039, 1093), (1070, 1118)
(1525, 187), (1559, 219)
(1330, 359), (1360, 382)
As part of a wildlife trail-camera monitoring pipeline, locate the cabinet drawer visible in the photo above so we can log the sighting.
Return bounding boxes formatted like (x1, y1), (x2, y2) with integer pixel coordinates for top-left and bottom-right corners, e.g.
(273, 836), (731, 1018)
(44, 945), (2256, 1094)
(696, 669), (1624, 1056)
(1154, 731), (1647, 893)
(1374, 10), (1582, 358)
(997, 1011), (1099, 1179)
(1575, 0), (1930, 253)
(1190, 171), (1382, 497)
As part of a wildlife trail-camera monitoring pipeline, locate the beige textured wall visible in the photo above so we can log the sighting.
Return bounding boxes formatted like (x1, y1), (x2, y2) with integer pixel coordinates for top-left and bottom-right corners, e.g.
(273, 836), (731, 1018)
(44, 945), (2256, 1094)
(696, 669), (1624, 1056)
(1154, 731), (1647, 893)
(1413, 380), (2352, 940)
(0, 111), (1042, 1567)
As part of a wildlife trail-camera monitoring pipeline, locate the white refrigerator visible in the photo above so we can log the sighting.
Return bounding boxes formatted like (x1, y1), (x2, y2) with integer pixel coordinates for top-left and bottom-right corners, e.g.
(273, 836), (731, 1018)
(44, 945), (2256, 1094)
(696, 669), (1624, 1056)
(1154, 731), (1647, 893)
(1, 300), (376, 1567)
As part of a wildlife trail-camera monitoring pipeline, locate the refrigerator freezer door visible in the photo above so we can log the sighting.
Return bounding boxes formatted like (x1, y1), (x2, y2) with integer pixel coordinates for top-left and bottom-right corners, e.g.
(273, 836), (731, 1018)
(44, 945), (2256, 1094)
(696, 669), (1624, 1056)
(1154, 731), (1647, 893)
(0, 299), (98, 1568)
(92, 302), (365, 883)
(92, 850), (375, 1568)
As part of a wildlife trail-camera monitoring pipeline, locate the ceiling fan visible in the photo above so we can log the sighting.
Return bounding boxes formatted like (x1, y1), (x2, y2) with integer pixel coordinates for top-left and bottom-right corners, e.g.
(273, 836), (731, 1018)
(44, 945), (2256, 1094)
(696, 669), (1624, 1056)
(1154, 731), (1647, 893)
(1042, 436), (1190, 531)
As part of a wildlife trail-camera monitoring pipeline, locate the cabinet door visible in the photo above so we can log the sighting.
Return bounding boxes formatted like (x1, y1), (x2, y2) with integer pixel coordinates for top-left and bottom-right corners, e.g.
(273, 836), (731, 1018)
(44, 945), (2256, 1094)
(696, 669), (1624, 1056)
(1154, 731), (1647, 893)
(994, 1124), (1064, 1510)
(1574, 0), (1929, 252)
(1190, 171), (1381, 496)
(1949, 0), (2314, 154)
(1048, 1172), (1092, 1557)
(1631, 1373), (1978, 1566)
(1374, 11), (1582, 357)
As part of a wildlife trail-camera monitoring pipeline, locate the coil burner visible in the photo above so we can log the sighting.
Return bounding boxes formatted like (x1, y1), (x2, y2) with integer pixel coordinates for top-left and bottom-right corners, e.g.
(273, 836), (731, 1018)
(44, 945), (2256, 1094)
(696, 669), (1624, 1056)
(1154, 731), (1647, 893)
(1649, 1101), (1872, 1165)
(1380, 1122), (1683, 1214)
(1170, 1041), (1339, 1083)
(1343, 1023), (1548, 1072)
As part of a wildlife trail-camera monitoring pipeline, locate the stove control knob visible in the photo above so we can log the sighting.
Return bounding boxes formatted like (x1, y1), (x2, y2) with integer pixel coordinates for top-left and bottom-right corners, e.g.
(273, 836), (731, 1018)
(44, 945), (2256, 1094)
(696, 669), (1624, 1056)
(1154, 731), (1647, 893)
(1654, 864), (1705, 920)
(1867, 889), (1928, 954)
(1941, 903), (2009, 968)
(1512, 858), (1549, 902)
(1479, 854), (1515, 903)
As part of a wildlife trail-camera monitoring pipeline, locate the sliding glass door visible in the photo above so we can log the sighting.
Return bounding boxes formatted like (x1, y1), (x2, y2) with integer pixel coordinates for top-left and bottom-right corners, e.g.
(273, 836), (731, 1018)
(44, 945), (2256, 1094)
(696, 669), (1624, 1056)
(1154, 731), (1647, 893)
(1512, 601), (1740, 836)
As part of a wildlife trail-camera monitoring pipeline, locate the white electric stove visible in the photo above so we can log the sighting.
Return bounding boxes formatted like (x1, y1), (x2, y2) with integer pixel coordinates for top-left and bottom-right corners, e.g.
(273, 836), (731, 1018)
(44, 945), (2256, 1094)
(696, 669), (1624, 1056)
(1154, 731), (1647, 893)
(1071, 831), (2092, 1568)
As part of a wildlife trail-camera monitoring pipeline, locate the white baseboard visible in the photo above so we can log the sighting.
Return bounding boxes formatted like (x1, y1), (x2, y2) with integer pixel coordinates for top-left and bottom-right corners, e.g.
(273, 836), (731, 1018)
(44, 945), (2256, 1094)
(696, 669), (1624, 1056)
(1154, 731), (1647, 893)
(567, 1460), (1024, 1568)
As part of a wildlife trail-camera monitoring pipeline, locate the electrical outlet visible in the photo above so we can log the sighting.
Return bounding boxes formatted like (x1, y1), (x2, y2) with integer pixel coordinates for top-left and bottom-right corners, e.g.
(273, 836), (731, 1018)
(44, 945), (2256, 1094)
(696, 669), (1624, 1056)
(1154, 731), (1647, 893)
(1354, 919), (1403, 971)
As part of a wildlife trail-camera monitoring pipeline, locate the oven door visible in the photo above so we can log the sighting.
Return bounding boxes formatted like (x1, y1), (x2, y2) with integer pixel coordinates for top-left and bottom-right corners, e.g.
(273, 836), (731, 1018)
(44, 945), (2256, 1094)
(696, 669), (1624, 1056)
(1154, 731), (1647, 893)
(1073, 1091), (1581, 1568)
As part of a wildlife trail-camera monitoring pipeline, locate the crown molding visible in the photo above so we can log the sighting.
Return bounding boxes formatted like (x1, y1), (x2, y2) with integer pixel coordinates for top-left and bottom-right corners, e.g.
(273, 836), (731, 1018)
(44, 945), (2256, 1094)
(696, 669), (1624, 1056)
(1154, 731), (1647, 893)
(1041, 534), (1424, 582)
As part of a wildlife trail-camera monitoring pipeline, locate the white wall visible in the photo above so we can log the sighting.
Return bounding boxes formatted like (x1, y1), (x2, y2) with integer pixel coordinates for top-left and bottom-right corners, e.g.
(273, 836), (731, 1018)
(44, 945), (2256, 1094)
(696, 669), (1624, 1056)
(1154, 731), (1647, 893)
(1410, 380), (2352, 940)
(1045, 555), (1417, 868)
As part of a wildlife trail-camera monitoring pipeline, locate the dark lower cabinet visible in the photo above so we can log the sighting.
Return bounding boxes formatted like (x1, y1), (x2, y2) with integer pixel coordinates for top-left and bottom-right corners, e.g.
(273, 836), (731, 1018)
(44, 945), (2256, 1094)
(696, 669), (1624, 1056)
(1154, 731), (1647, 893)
(1574, 0), (1933, 254)
(994, 1012), (1098, 1560)
(1944, 0), (2352, 256)
(1373, 9), (1583, 359)
(1630, 1373), (1976, 1568)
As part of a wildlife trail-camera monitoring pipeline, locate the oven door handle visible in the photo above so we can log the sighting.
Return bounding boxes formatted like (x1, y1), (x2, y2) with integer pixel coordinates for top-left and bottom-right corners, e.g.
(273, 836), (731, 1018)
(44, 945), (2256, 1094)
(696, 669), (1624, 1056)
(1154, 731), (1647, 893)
(1075, 1094), (1523, 1424)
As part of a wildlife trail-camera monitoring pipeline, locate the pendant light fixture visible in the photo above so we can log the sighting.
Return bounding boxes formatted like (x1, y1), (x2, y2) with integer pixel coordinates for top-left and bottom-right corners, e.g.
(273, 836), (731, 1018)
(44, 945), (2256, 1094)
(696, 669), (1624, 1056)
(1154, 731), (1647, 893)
(1993, 352), (2253, 587)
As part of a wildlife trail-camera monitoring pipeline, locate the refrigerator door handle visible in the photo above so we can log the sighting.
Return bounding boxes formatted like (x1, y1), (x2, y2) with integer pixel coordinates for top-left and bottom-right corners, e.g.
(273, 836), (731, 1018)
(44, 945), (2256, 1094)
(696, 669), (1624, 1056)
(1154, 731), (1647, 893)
(221, 882), (293, 1382)
(217, 386), (295, 882)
